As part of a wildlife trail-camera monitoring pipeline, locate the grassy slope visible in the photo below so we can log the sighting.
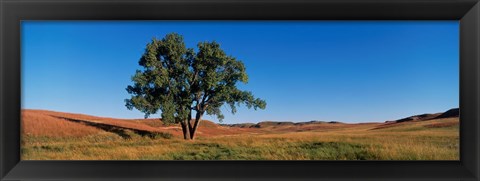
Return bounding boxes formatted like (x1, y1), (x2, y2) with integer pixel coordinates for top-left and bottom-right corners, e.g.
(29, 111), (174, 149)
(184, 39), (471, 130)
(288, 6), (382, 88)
(21, 110), (459, 160)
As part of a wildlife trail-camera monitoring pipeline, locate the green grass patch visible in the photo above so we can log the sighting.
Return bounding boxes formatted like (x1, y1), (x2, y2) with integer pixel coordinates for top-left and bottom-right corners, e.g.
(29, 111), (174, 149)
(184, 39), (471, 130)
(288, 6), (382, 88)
(297, 142), (378, 160)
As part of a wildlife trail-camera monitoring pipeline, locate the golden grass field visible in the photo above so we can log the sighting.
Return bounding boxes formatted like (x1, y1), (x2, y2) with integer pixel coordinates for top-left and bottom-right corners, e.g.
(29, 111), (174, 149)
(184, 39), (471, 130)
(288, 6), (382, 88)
(21, 109), (459, 160)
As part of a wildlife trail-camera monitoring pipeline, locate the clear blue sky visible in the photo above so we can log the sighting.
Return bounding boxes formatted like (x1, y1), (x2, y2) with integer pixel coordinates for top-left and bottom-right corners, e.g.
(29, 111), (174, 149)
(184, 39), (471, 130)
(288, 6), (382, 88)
(21, 21), (459, 123)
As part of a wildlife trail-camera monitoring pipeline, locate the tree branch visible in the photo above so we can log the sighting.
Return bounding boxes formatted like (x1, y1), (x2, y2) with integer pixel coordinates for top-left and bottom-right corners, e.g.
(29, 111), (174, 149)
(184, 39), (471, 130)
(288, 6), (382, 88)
(189, 69), (198, 88)
(199, 91), (209, 111)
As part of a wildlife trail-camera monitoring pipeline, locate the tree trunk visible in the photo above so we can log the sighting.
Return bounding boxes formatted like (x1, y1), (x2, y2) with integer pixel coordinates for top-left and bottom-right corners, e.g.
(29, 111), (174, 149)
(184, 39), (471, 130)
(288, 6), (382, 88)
(187, 112), (193, 137)
(180, 121), (191, 140)
(190, 112), (203, 140)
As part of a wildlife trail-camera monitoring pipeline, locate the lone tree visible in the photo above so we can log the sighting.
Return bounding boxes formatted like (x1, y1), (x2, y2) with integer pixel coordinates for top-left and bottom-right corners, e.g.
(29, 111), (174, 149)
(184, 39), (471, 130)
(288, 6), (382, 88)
(125, 33), (266, 140)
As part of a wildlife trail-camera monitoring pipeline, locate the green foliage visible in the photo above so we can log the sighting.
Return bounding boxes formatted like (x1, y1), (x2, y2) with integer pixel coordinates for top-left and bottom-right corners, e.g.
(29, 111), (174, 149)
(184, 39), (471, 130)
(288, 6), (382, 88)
(125, 33), (266, 125)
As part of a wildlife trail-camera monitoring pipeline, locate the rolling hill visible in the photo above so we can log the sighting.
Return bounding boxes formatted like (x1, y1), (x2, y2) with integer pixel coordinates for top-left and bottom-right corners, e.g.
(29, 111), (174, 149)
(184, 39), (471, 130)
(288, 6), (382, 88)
(22, 108), (459, 139)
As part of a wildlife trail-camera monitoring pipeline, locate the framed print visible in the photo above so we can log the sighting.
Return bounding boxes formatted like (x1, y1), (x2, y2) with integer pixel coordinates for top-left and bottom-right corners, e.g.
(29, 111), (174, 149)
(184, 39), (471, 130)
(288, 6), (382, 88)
(1, 0), (479, 180)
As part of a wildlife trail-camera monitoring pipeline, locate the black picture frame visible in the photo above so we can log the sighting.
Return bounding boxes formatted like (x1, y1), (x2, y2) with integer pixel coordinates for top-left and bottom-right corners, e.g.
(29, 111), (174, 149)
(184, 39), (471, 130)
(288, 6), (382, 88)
(1, 0), (479, 180)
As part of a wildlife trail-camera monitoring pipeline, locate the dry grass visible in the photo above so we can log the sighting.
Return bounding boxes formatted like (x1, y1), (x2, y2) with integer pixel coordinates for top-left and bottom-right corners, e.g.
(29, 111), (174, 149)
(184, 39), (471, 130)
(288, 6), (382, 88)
(22, 110), (102, 137)
(424, 121), (459, 128)
(21, 109), (459, 160)
(23, 109), (251, 138)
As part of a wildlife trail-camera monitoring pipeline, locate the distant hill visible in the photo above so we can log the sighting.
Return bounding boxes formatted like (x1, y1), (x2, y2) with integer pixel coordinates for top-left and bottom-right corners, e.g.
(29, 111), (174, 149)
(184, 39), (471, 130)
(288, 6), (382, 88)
(221, 120), (342, 128)
(219, 123), (256, 128)
(215, 109), (460, 128)
(385, 108), (459, 124)
(435, 108), (459, 119)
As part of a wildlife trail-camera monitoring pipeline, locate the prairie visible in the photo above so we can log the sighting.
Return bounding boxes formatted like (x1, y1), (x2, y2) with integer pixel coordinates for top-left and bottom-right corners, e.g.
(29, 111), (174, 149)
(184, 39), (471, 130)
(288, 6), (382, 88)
(21, 109), (459, 160)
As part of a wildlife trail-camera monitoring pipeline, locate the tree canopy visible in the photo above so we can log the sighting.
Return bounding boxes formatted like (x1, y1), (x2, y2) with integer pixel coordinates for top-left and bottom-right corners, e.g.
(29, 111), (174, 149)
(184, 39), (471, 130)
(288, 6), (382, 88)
(125, 33), (266, 139)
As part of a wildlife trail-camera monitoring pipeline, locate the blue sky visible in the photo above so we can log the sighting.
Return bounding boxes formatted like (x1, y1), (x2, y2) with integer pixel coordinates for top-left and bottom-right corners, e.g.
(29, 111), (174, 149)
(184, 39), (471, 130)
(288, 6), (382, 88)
(21, 21), (459, 123)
